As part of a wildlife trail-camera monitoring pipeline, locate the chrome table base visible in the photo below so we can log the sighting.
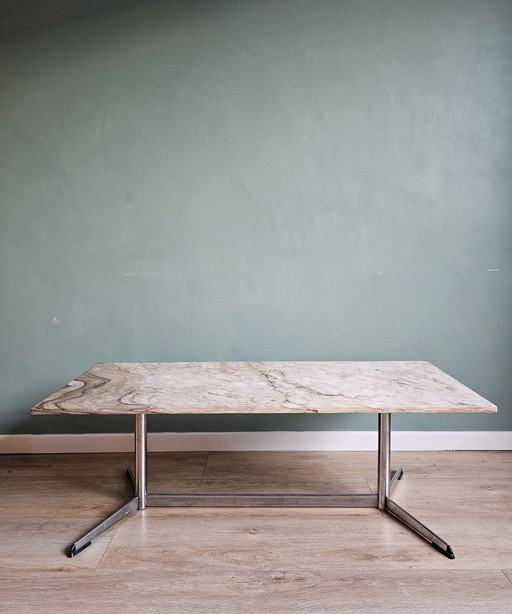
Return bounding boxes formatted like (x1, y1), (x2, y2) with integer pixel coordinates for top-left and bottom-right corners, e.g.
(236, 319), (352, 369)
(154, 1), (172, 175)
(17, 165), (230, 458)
(67, 413), (454, 560)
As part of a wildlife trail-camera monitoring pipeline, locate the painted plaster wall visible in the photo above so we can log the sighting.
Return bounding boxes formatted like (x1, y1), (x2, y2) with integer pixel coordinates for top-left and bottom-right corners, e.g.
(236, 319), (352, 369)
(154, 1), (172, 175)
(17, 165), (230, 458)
(1, 0), (511, 434)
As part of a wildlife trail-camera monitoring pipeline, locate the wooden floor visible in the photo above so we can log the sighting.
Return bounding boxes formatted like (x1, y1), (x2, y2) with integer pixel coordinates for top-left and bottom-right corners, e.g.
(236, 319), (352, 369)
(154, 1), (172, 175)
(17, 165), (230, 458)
(1, 450), (511, 613)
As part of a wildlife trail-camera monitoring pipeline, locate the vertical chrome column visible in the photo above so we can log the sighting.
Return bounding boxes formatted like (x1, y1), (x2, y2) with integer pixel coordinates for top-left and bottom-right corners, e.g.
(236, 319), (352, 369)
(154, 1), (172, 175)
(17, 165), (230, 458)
(135, 413), (147, 510)
(377, 413), (391, 510)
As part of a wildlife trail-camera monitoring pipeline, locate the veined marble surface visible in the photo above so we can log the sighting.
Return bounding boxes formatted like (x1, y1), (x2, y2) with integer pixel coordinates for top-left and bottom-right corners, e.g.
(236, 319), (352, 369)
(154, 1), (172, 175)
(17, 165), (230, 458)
(31, 361), (497, 415)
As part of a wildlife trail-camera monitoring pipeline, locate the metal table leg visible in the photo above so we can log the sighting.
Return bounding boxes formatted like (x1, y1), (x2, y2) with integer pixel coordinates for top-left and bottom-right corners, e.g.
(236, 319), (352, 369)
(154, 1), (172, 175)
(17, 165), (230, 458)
(135, 413), (147, 510)
(377, 413), (391, 510)
(67, 414), (146, 557)
(377, 412), (455, 559)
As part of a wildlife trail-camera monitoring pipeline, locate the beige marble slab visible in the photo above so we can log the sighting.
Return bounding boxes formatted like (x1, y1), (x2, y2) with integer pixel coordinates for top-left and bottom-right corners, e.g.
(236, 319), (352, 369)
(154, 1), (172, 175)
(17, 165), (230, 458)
(31, 361), (497, 415)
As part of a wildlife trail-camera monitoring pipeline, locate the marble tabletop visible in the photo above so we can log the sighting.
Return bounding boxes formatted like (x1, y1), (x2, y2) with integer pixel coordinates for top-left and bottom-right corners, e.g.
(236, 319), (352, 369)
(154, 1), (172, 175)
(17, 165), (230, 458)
(31, 361), (497, 415)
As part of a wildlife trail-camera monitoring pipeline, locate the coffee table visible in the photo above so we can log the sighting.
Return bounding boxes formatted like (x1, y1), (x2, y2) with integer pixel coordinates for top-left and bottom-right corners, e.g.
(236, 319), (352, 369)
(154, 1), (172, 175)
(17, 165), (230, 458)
(32, 361), (497, 559)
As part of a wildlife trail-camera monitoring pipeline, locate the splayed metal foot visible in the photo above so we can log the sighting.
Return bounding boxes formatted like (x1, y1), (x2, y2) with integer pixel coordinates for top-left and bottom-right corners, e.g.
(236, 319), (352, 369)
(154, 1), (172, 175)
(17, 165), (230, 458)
(384, 496), (455, 559)
(67, 497), (139, 558)
(126, 466), (136, 490)
(390, 466), (403, 493)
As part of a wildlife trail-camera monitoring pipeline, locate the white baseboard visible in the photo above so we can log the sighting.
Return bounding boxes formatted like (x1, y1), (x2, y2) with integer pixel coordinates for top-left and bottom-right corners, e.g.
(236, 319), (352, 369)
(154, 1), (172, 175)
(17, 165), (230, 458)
(1, 431), (511, 454)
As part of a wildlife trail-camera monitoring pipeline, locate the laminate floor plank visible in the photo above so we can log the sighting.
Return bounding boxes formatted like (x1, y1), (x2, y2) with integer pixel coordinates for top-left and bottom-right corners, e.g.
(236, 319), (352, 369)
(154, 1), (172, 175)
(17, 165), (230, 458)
(0, 451), (209, 479)
(203, 451), (378, 480)
(0, 569), (510, 614)
(391, 450), (512, 478)
(148, 475), (371, 494)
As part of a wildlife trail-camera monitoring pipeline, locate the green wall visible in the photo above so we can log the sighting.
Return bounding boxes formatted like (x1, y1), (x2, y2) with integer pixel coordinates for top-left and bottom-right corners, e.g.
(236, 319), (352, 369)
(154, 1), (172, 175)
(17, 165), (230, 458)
(1, 0), (511, 435)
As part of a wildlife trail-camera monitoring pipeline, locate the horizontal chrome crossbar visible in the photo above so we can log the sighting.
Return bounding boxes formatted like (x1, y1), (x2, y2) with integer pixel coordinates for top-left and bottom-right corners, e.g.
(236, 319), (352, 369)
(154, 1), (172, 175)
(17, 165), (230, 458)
(146, 493), (378, 507)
